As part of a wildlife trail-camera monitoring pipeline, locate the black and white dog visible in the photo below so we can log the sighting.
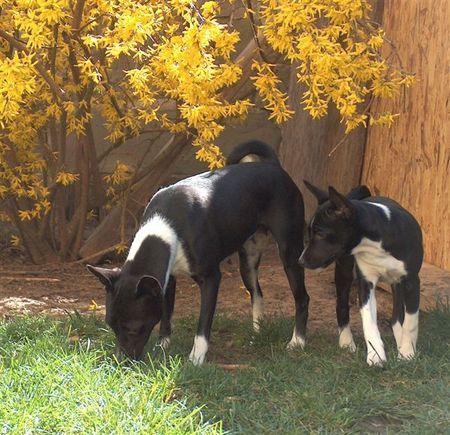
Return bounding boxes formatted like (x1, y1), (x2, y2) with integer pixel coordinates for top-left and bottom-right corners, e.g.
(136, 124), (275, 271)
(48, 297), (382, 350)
(87, 141), (308, 365)
(299, 182), (423, 365)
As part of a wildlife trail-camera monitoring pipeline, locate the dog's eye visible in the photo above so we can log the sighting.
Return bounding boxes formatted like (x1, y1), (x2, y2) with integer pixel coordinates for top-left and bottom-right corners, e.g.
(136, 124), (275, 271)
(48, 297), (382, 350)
(314, 230), (326, 239)
(325, 207), (334, 217)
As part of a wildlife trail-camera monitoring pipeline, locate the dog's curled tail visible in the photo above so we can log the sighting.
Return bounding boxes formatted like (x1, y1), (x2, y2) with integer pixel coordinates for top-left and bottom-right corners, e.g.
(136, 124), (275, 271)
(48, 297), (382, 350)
(226, 140), (279, 165)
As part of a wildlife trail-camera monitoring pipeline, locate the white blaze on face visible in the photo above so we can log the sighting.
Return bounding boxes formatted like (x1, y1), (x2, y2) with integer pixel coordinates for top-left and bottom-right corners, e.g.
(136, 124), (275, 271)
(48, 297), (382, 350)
(189, 335), (209, 366)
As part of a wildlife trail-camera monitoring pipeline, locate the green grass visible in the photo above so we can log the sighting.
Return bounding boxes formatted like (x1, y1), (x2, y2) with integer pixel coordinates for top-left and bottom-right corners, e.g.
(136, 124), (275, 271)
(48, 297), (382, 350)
(1, 301), (449, 434)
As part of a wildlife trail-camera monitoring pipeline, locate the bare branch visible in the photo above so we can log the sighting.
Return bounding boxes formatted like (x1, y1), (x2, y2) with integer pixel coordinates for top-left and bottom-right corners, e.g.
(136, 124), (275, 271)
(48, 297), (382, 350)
(72, 0), (86, 31)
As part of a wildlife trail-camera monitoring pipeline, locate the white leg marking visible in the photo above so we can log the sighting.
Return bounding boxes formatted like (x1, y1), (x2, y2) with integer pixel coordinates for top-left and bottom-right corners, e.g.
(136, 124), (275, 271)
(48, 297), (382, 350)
(392, 321), (403, 349)
(360, 290), (386, 366)
(398, 311), (419, 360)
(339, 325), (356, 352)
(252, 295), (264, 332)
(286, 328), (305, 350)
(159, 336), (171, 349)
(189, 335), (208, 366)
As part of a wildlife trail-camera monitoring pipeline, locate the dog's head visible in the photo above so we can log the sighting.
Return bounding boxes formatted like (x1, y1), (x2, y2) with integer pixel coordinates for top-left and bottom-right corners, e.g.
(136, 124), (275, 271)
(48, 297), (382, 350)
(86, 265), (163, 359)
(299, 182), (370, 269)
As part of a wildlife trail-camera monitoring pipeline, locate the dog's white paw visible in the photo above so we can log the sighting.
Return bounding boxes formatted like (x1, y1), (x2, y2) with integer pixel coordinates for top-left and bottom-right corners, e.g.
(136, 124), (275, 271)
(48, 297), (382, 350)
(366, 348), (387, 366)
(189, 351), (206, 366)
(159, 337), (171, 350)
(339, 326), (356, 353)
(253, 319), (261, 333)
(252, 297), (264, 333)
(398, 343), (416, 360)
(189, 335), (208, 366)
(286, 331), (305, 350)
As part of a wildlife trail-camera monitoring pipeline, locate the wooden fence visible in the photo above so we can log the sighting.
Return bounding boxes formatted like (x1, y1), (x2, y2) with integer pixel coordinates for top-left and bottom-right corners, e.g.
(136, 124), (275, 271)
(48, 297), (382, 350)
(280, 0), (449, 270)
(362, 0), (449, 270)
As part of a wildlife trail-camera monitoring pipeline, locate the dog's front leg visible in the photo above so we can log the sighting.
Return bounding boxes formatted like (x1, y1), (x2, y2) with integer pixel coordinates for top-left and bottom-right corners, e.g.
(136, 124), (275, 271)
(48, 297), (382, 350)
(189, 269), (222, 366)
(335, 256), (356, 352)
(159, 276), (176, 349)
(357, 274), (386, 366)
(283, 259), (309, 350)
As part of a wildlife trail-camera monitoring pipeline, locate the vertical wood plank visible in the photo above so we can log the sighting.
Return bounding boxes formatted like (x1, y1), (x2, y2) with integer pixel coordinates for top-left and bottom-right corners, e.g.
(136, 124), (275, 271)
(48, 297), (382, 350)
(362, 0), (450, 270)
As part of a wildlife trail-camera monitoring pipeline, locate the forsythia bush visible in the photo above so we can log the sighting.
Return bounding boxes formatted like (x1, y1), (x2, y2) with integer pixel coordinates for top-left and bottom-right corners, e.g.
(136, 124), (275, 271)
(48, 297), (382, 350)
(0, 0), (412, 262)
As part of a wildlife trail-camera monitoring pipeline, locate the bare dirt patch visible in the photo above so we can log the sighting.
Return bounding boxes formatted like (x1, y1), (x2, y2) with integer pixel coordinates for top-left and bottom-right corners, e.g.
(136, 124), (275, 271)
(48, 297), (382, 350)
(1, 244), (449, 337)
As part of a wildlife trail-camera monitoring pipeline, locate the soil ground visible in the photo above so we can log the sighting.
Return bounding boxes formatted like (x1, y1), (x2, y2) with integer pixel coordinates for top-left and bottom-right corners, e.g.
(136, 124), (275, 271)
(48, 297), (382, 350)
(1, 243), (449, 337)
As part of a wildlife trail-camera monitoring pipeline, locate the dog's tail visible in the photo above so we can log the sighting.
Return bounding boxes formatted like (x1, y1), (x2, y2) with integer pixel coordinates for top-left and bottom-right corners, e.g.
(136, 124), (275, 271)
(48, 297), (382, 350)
(226, 140), (279, 165)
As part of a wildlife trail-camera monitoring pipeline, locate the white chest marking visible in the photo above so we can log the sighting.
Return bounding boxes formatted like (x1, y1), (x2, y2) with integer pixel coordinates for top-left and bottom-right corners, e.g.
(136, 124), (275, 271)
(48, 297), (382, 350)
(126, 214), (191, 291)
(352, 238), (406, 284)
(367, 202), (391, 220)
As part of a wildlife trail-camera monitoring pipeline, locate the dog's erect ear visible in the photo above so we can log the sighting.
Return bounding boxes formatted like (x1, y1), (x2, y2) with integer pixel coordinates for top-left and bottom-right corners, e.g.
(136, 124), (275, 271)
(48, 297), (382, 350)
(346, 185), (371, 200)
(328, 186), (354, 218)
(303, 180), (329, 204)
(86, 265), (121, 291)
(136, 275), (162, 299)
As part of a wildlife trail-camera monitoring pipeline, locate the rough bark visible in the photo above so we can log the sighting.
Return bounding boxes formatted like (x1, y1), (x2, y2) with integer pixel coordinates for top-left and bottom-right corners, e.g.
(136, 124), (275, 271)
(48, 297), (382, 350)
(279, 1), (384, 221)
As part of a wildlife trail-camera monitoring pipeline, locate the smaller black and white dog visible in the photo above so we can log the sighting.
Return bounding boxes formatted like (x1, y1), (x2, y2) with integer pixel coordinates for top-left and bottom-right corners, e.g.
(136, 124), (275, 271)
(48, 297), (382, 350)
(87, 141), (308, 365)
(299, 182), (423, 366)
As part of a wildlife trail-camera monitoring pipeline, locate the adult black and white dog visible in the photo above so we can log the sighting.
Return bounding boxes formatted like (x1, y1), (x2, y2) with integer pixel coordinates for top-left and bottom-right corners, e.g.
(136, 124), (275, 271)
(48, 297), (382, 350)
(87, 141), (308, 365)
(299, 182), (423, 366)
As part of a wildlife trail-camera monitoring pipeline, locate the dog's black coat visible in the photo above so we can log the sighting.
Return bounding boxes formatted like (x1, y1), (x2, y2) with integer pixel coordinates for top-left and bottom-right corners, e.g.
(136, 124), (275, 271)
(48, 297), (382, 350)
(300, 182), (423, 365)
(88, 141), (308, 364)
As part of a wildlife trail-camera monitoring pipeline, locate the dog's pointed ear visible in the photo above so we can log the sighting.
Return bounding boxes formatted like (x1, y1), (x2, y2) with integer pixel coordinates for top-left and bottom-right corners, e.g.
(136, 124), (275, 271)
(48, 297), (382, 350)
(304, 180), (329, 204)
(136, 275), (162, 299)
(86, 265), (121, 291)
(328, 186), (354, 218)
(346, 185), (371, 200)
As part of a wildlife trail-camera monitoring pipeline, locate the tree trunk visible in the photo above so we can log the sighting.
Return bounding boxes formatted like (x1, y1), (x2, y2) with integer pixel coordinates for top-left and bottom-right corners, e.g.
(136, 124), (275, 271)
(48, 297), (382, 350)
(279, 80), (368, 221)
(279, 1), (384, 220)
(362, 0), (450, 270)
(5, 201), (57, 264)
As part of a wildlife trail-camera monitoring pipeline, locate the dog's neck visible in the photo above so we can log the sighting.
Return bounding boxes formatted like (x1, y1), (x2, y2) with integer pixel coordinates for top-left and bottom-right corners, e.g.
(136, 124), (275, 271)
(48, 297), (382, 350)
(123, 234), (172, 293)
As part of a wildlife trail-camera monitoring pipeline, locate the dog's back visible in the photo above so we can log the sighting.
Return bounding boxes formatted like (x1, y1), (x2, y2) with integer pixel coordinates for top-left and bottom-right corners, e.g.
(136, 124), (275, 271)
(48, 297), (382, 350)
(95, 140), (308, 364)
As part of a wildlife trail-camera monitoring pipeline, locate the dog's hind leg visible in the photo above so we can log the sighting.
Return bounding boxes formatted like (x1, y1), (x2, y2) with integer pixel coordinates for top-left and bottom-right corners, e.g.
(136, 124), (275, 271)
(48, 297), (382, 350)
(159, 276), (176, 349)
(189, 268), (222, 365)
(398, 274), (420, 360)
(391, 281), (405, 350)
(335, 256), (356, 352)
(273, 231), (309, 349)
(239, 229), (269, 332)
